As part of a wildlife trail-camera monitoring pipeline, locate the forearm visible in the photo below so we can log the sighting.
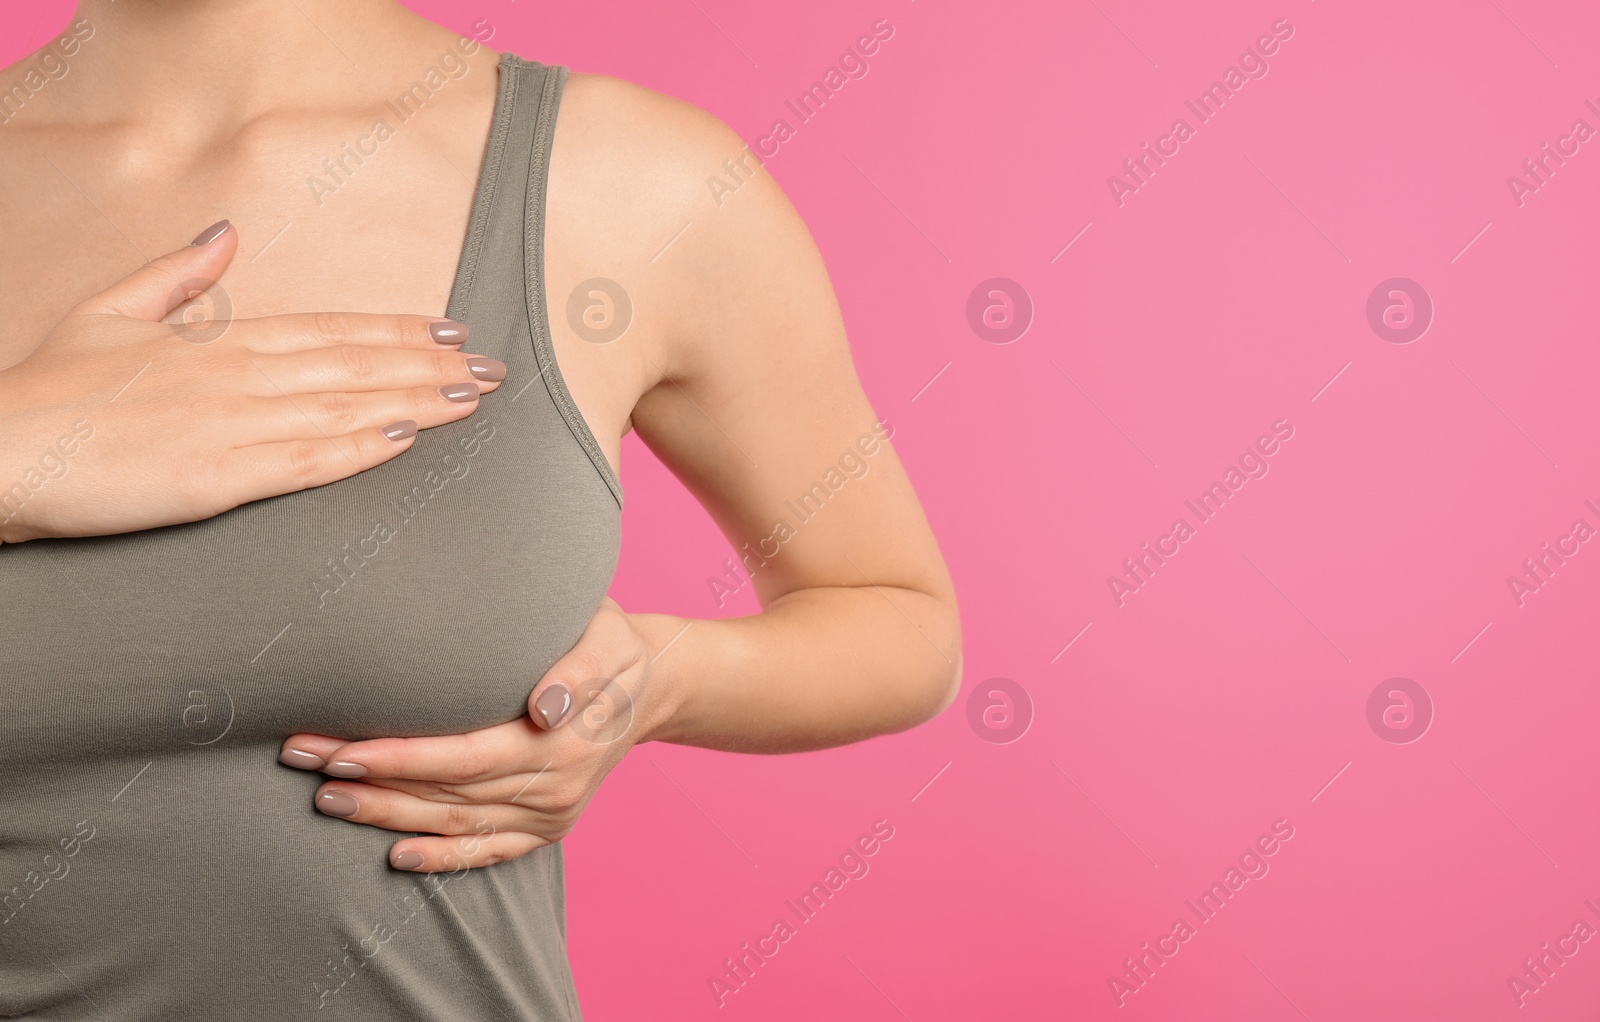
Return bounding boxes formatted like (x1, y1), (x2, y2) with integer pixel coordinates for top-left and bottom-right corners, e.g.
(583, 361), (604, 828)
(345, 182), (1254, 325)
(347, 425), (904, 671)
(632, 585), (961, 753)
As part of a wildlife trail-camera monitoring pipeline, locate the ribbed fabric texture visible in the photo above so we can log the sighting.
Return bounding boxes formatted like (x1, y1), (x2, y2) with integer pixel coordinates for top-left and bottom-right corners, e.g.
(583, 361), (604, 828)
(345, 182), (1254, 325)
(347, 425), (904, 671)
(0, 54), (618, 1020)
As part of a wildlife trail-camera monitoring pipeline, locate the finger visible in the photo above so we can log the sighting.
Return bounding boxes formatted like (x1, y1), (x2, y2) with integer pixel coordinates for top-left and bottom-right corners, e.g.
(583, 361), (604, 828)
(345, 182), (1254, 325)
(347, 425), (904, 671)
(74, 219), (238, 321)
(290, 718), (542, 785)
(312, 779), (551, 840)
(388, 830), (549, 873)
(241, 382), (491, 443)
(277, 734), (350, 771)
(219, 422), (420, 506)
(237, 311), (471, 354)
(242, 345), (505, 397)
(529, 600), (643, 732)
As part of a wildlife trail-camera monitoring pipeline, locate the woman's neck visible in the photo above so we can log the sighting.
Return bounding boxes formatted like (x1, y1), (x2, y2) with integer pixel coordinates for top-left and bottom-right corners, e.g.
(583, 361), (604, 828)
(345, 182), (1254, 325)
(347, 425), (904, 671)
(47, 0), (460, 137)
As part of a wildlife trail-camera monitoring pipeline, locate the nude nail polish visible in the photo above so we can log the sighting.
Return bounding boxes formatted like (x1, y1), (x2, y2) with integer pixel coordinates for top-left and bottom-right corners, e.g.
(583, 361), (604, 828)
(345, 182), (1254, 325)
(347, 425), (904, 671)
(317, 790), (360, 817)
(534, 683), (573, 729)
(382, 420), (417, 442)
(429, 321), (468, 345)
(190, 220), (232, 246)
(466, 357), (506, 382)
(324, 761), (368, 779)
(439, 383), (480, 402)
(392, 850), (426, 871)
(279, 749), (325, 770)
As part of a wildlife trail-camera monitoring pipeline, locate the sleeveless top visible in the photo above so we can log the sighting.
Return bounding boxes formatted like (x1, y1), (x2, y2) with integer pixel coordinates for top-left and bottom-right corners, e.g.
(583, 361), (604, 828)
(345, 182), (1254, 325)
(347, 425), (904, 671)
(0, 54), (620, 1020)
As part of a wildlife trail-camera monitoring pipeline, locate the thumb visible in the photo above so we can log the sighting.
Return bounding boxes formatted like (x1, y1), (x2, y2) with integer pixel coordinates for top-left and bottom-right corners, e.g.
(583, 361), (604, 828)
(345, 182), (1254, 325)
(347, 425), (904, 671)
(74, 219), (238, 321)
(528, 603), (645, 735)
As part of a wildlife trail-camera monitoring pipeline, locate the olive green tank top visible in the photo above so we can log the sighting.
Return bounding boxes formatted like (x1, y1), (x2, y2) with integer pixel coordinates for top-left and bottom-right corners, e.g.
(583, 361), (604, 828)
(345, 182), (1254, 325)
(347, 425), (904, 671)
(0, 54), (620, 1020)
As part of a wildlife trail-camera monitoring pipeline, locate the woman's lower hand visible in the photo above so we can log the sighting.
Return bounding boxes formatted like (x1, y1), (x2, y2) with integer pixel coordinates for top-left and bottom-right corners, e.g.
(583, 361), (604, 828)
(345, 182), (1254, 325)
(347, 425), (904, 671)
(277, 598), (666, 872)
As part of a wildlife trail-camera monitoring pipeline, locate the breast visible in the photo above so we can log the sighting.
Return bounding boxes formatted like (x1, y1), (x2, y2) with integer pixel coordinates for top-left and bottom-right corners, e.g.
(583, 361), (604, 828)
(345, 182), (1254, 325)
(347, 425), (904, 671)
(0, 341), (619, 767)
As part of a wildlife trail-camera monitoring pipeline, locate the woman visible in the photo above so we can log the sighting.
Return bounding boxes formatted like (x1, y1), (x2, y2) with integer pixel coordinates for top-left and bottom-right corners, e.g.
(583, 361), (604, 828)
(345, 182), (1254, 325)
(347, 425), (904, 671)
(0, 1), (959, 1018)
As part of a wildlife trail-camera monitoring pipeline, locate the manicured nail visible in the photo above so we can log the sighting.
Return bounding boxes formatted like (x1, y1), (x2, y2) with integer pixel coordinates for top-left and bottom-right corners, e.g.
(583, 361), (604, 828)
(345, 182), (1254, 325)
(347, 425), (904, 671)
(534, 683), (573, 729)
(466, 357), (506, 382)
(429, 321), (468, 345)
(317, 790), (360, 817)
(190, 219), (232, 246)
(393, 850), (426, 871)
(381, 420), (417, 442)
(439, 382), (479, 402)
(279, 748), (326, 770)
(325, 761), (368, 779)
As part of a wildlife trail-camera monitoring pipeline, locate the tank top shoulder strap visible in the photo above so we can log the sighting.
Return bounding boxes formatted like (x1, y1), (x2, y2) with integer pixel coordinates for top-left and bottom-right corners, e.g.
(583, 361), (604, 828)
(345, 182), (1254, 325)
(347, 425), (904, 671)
(456, 53), (623, 509)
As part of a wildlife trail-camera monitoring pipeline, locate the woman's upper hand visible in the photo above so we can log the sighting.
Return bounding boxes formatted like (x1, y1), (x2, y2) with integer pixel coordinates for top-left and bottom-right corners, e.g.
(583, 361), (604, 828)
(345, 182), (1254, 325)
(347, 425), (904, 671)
(276, 598), (670, 872)
(0, 220), (505, 544)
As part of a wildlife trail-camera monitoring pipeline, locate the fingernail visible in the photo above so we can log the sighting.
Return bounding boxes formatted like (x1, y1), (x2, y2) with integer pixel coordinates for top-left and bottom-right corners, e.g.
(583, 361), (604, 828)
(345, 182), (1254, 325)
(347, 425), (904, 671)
(325, 761), (368, 779)
(317, 790), (360, 817)
(439, 382), (480, 402)
(466, 357), (506, 382)
(393, 850), (426, 871)
(190, 219), (232, 246)
(279, 748), (326, 770)
(381, 420), (417, 442)
(534, 683), (573, 729)
(429, 320), (468, 345)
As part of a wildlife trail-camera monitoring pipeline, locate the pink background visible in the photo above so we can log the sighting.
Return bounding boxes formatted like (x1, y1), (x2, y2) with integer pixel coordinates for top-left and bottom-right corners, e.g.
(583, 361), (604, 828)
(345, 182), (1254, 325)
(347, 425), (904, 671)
(12, 0), (1600, 1018)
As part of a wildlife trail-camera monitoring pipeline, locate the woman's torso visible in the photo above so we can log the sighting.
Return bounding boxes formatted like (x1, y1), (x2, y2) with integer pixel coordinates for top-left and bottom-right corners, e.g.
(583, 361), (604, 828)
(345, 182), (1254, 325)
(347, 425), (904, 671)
(0, 47), (632, 1020)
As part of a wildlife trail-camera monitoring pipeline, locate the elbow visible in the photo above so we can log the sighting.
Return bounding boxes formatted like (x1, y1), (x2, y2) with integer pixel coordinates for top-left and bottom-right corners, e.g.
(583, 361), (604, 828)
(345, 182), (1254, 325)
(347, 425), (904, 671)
(908, 604), (963, 728)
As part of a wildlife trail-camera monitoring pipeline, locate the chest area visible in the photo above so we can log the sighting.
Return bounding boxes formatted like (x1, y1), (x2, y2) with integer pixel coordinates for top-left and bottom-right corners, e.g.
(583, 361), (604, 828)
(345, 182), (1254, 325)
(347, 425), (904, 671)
(0, 377), (621, 763)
